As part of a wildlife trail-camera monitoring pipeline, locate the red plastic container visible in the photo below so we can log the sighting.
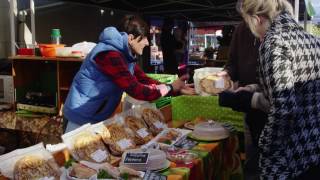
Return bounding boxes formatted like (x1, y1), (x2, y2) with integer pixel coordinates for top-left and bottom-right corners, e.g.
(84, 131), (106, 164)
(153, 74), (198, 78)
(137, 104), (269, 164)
(38, 44), (65, 57)
(17, 48), (34, 56)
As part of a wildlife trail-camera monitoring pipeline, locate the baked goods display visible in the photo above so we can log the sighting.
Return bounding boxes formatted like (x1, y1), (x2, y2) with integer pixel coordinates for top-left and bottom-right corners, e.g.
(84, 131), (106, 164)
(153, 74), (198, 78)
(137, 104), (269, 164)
(199, 74), (231, 95)
(0, 102), (237, 180)
(125, 115), (153, 145)
(141, 108), (166, 135)
(101, 123), (136, 155)
(13, 155), (60, 180)
(191, 121), (229, 141)
(73, 133), (110, 163)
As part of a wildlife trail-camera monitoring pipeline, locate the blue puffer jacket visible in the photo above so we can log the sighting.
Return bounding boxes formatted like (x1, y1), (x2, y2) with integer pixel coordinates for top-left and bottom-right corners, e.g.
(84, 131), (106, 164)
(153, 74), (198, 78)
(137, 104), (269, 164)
(63, 27), (135, 125)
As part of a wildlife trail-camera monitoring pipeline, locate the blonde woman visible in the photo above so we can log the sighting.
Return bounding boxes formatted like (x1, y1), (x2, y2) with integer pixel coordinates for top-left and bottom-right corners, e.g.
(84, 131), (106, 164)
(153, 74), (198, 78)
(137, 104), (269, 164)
(241, 0), (320, 179)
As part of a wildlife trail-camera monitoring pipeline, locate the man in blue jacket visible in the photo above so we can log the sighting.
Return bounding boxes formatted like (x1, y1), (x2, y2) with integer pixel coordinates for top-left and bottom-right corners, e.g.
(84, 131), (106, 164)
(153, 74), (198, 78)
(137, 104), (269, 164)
(63, 15), (194, 132)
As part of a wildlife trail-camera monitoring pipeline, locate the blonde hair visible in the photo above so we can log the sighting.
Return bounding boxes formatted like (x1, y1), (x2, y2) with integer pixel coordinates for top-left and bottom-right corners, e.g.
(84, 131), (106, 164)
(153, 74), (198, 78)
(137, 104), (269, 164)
(241, 0), (293, 36)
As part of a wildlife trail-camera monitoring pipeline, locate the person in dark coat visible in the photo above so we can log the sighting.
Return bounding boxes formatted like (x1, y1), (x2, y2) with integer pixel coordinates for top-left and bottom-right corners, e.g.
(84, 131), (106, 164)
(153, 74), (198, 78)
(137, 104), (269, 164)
(160, 18), (180, 74)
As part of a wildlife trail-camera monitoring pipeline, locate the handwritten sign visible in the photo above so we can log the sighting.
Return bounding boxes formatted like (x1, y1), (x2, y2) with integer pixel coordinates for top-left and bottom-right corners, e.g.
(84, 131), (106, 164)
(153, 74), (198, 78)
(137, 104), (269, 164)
(123, 152), (149, 164)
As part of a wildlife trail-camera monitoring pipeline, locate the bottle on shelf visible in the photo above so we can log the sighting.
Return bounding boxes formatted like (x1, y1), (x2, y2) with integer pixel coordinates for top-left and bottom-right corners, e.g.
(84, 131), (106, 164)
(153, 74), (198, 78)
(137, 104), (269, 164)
(51, 29), (61, 44)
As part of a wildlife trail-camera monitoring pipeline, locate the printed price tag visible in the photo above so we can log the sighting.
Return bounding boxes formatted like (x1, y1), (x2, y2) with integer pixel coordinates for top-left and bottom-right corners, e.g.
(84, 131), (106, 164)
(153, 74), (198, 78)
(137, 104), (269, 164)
(154, 121), (164, 129)
(215, 78), (225, 88)
(137, 128), (149, 138)
(90, 149), (108, 163)
(123, 152), (149, 164)
(117, 139), (132, 150)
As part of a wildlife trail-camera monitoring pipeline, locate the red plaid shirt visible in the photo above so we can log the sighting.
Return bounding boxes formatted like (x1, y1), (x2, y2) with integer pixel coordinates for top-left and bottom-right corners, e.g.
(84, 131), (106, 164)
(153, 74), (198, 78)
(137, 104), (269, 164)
(95, 51), (163, 101)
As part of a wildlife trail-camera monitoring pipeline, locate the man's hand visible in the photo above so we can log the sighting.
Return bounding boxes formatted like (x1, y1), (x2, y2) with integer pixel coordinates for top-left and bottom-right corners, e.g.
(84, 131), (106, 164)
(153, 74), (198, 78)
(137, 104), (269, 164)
(171, 74), (189, 92)
(180, 84), (196, 95)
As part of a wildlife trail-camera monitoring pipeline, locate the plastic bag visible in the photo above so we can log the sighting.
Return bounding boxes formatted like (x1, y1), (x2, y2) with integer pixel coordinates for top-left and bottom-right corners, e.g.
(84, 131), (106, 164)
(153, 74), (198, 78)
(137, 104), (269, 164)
(61, 124), (111, 163)
(193, 67), (224, 96)
(0, 143), (61, 179)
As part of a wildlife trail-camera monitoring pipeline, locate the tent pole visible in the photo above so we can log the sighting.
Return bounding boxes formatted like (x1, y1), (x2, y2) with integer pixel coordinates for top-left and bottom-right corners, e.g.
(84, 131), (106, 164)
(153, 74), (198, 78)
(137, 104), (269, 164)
(294, 0), (299, 22)
(30, 0), (36, 47)
(9, 0), (16, 56)
(304, 9), (308, 30)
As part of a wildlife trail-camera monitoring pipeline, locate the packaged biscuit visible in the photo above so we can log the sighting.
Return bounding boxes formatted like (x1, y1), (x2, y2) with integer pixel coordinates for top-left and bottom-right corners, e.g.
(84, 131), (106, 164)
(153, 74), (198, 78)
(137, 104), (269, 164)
(0, 143), (61, 180)
(92, 117), (136, 156)
(138, 104), (167, 136)
(119, 109), (153, 145)
(61, 124), (111, 163)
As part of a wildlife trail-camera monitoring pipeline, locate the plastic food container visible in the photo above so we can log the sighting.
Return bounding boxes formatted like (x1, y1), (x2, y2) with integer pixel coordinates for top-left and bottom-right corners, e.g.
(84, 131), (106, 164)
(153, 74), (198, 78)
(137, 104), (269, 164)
(39, 44), (65, 57)
(166, 149), (198, 164)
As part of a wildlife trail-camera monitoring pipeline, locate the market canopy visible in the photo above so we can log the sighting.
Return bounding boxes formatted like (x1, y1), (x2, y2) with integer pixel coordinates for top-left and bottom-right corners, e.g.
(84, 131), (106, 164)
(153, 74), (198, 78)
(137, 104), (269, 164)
(61, 0), (240, 22)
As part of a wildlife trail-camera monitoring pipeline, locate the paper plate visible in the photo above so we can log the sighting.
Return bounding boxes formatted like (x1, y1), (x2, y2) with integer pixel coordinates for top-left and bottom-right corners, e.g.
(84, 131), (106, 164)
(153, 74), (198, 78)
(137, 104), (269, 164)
(184, 121), (195, 130)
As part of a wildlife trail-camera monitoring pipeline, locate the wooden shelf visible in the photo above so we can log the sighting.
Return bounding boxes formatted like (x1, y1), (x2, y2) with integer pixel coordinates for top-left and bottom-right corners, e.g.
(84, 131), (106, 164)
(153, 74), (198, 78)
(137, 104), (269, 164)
(12, 56), (82, 115)
(9, 55), (84, 62)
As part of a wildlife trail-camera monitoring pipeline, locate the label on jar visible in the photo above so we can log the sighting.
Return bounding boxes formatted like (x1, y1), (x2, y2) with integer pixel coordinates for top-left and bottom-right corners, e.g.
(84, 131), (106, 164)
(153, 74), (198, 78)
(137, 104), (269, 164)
(137, 128), (149, 138)
(90, 149), (108, 163)
(117, 139), (132, 150)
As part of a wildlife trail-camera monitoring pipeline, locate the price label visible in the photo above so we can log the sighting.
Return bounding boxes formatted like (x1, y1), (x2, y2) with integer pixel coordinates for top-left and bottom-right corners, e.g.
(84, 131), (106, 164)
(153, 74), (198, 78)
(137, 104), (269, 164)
(117, 139), (132, 150)
(123, 152), (149, 164)
(137, 128), (149, 138)
(215, 78), (225, 88)
(154, 121), (164, 129)
(90, 149), (108, 163)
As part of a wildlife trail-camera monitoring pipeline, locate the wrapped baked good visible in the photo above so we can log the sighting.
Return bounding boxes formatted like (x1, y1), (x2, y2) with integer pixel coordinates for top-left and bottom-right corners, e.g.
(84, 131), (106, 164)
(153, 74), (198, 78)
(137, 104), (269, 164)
(68, 162), (97, 179)
(61, 123), (111, 163)
(14, 155), (60, 180)
(125, 115), (153, 145)
(199, 74), (232, 95)
(0, 143), (61, 180)
(141, 107), (167, 135)
(101, 123), (136, 156)
(73, 133), (110, 163)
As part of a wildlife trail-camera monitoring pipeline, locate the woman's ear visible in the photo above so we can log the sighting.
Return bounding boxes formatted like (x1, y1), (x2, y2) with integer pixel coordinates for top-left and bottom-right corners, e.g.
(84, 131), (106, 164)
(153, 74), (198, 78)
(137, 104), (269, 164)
(252, 15), (261, 25)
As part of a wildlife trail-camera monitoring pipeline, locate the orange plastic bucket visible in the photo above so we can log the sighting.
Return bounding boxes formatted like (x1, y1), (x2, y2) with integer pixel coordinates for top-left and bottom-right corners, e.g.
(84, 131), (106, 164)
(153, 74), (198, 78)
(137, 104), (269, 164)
(38, 44), (65, 57)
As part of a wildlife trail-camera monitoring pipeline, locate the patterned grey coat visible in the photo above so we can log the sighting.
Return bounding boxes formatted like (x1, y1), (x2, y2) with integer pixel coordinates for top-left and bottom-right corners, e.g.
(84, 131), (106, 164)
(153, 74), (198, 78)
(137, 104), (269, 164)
(258, 11), (320, 179)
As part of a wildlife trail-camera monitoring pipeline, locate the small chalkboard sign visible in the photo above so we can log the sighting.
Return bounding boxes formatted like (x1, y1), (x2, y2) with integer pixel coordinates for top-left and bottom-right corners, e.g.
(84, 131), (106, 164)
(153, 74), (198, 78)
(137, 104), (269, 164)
(143, 170), (167, 180)
(123, 152), (149, 164)
(174, 135), (198, 149)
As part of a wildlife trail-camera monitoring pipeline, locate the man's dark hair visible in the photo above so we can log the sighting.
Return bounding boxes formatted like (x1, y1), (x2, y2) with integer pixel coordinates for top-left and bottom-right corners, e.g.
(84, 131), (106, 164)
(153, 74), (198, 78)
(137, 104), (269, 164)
(118, 15), (149, 41)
